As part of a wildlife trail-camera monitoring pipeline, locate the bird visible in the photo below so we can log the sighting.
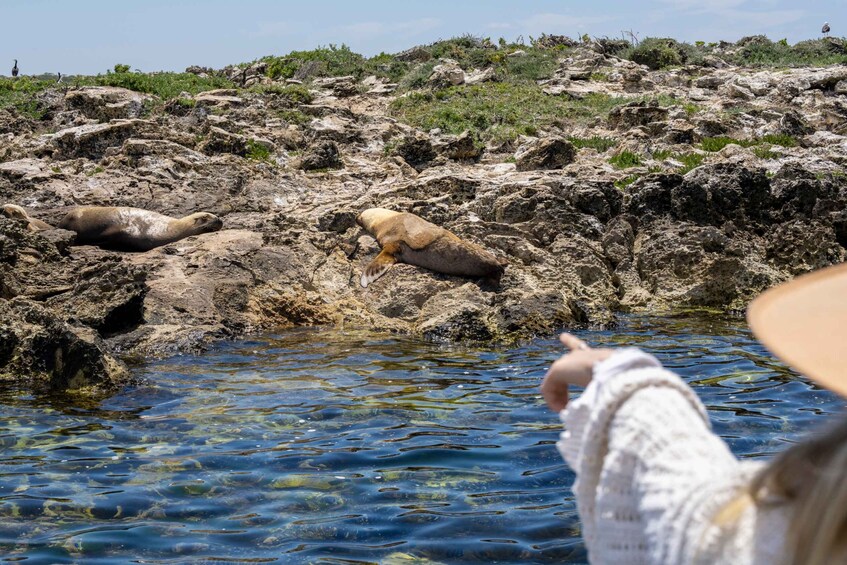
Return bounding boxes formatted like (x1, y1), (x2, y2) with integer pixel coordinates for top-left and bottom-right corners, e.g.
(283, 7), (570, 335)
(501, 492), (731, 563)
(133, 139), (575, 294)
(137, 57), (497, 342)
(11, 59), (18, 77)
(56, 72), (62, 83)
(822, 22), (831, 36)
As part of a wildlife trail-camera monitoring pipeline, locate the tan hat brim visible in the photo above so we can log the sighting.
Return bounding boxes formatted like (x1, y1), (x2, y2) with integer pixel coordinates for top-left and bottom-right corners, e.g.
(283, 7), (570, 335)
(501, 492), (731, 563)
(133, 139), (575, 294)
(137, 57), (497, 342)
(747, 262), (847, 398)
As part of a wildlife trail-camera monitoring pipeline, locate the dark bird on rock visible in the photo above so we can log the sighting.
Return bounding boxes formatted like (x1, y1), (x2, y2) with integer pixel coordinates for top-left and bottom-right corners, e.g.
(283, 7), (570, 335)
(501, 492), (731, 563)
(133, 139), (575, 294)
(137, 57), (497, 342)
(822, 22), (831, 35)
(11, 60), (18, 77)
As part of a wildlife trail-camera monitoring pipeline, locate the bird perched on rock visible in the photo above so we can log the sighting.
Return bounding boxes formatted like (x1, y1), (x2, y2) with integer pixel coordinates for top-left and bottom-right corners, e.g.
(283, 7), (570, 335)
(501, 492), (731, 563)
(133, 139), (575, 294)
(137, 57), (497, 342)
(11, 60), (18, 77)
(822, 22), (831, 36)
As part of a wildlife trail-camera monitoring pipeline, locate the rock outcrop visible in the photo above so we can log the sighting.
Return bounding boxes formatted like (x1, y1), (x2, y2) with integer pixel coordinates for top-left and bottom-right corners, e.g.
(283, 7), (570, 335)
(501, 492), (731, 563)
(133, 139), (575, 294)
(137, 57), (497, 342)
(2, 43), (846, 394)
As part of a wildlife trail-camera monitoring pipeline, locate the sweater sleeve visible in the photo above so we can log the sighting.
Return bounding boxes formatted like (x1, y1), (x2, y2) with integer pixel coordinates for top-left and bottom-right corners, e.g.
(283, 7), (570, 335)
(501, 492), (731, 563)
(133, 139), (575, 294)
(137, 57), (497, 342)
(557, 348), (745, 564)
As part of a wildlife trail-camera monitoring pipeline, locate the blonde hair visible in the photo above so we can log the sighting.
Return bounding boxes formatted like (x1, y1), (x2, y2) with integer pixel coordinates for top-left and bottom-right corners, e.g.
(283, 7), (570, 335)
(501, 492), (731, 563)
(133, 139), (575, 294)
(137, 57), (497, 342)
(717, 414), (847, 565)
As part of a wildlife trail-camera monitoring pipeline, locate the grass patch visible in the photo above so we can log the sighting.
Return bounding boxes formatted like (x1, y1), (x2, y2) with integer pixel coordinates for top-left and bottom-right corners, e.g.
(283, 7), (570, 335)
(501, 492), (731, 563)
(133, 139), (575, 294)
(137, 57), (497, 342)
(676, 153), (706, 173)
(568, 136), (617, 152)
(390, 83), (632, 144)
(700, 136), (755, 151)
(759, 133), (798, 147)
(614, 174), (640, 189)
(753, 146), (779, 159)
(700, 134), (798, 152)
(609, 151), (642, 169)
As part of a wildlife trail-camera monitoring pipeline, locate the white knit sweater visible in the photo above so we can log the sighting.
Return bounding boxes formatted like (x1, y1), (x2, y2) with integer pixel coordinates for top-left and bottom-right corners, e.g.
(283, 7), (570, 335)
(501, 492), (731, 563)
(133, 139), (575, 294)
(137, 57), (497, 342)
(557, 348), (789, 564)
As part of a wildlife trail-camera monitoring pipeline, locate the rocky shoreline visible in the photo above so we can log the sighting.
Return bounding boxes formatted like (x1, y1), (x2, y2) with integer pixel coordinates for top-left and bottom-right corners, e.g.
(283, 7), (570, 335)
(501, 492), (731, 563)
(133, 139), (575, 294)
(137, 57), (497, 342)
(1, 39), (845, 393)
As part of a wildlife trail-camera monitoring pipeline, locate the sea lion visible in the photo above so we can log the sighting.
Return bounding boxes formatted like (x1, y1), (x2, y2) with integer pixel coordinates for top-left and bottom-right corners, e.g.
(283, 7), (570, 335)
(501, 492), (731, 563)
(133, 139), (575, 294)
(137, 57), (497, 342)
(1, 204), (53, 231)
(356, 207), (506, 288)
(58, 206), (223, 251)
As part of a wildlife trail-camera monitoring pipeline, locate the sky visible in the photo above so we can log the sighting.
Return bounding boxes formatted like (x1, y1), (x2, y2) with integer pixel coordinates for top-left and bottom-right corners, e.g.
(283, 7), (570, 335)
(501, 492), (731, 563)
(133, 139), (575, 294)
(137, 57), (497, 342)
(1, 0), (843, 75)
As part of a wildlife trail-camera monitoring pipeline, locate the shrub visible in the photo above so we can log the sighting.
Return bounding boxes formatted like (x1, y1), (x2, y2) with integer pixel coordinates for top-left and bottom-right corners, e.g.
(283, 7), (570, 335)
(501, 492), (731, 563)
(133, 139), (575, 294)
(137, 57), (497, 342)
(95, 71), (234, 99)
(251, 83), (313, 105)
(729, 37), (847, 67)
(624, 37), (696, 70)
(262, 44), (367, 80)
(246, 140), (272, 162)
(0, 76), (58, 119)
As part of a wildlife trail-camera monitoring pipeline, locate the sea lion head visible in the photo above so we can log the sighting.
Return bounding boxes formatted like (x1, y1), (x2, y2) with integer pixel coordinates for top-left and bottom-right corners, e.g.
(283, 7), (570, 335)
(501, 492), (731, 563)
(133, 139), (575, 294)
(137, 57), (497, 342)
(2, 204), (29, 221)
(356, 207), (398, 233)
(182, 212), (223, 235)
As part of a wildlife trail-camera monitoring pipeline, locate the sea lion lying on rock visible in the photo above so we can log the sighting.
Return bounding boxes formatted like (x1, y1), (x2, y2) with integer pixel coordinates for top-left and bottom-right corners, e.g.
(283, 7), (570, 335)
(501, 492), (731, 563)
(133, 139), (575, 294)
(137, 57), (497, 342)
(58, 207), (223, 251)
(2, 204), (53, 232)
(357, 207), (506, 287)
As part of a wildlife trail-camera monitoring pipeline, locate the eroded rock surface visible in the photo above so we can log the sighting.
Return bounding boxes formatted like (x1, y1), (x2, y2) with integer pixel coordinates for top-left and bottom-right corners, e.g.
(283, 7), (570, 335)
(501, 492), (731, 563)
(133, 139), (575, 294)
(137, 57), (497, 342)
(2, 48), (846, 392)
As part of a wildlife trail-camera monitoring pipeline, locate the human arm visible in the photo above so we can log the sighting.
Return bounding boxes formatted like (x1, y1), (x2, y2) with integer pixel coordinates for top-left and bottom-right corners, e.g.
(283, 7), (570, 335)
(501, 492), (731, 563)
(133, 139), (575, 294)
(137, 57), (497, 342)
(544, 337), (746, 564)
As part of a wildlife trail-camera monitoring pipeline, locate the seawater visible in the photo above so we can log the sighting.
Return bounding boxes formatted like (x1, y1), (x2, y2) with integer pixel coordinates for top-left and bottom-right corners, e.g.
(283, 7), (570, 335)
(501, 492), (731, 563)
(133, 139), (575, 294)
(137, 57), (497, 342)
(0, 314), (843, 564)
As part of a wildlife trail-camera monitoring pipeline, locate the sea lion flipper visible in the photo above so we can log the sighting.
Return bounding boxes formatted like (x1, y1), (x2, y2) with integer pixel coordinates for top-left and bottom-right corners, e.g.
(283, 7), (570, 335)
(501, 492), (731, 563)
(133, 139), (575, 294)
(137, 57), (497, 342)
(361, 245), (399, 288)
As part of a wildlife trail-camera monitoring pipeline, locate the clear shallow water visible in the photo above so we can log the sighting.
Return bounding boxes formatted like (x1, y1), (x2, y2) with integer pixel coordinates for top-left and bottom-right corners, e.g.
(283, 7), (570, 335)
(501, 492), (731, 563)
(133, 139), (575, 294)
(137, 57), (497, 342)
(0, 314), (843, 564)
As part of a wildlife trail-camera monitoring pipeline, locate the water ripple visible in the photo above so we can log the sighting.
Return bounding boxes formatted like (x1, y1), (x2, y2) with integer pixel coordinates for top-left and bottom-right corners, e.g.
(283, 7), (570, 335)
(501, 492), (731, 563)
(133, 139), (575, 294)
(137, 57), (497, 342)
(0, 314), (843, 563)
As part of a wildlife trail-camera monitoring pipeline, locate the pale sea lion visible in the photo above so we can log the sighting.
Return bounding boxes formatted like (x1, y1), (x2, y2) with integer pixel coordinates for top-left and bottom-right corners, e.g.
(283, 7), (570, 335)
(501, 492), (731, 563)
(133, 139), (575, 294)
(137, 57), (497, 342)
(356, 207), (506, 288)
(58, 207), (223, 251)
(2, 204), (53, 231)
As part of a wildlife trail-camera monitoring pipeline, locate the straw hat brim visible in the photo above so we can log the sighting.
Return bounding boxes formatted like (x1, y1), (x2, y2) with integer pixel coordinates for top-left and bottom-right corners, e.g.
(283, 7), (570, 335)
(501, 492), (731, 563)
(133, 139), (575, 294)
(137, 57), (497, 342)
(747, 262), (847, 398)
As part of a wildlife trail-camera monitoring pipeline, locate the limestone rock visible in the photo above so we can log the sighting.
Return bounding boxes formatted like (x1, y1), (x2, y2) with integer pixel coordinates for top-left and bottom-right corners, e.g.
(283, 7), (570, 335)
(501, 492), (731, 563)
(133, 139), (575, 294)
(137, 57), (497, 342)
(298, 140), (343, 170)
(428, 60), (465, 88)
(514, 137), (576, 171)
(198, 126), (247, 156)
(0, 297), (129, 392)
(65, 87), (152, 121)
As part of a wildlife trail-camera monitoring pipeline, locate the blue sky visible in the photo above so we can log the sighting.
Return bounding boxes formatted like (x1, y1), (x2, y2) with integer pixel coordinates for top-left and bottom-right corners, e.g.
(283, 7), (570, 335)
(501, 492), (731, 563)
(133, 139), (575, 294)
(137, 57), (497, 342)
(1, 0), (842, 75)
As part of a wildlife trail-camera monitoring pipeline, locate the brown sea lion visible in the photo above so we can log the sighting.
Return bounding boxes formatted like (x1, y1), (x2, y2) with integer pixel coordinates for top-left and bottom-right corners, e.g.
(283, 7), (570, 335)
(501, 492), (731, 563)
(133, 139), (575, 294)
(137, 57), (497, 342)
(2, 204), (53, 231)
(58, 207), (223, 251)
(356, 208), (506, 287)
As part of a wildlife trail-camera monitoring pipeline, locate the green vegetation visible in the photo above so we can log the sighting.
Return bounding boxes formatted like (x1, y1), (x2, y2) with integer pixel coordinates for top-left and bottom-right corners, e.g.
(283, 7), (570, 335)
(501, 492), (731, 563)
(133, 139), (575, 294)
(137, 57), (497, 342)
(676, 153), (706, 173)
(617, 35), (847, 70)
(262, 44), (368, 80)
(753, 146), (779, 160)
(246, 140), (273, 163)
(730, 36), (847, 67)
(609, 150), (642, 169)
(254, 35), (561, 89)
(95, 69), (234, 99)
(614, 174), (640, 189)
(622, 37), (700, 70)
(276, 109), (311, 126)
(0, 76), (54, 119)
(251, 83), (313, 105)
(700, 135), (798, 152)
(568, 136), (617, 152)
(390, 84), (631, 144)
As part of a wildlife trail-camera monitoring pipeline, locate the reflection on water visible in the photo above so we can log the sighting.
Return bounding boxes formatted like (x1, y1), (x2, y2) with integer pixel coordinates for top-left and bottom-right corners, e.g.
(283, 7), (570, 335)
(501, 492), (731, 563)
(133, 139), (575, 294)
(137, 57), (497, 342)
(0, 314), (843, 563)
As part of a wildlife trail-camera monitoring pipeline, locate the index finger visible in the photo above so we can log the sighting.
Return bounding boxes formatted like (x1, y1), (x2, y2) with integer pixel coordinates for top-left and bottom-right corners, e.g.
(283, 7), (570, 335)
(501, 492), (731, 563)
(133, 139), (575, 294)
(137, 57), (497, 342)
(559, 333), (590, 351)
